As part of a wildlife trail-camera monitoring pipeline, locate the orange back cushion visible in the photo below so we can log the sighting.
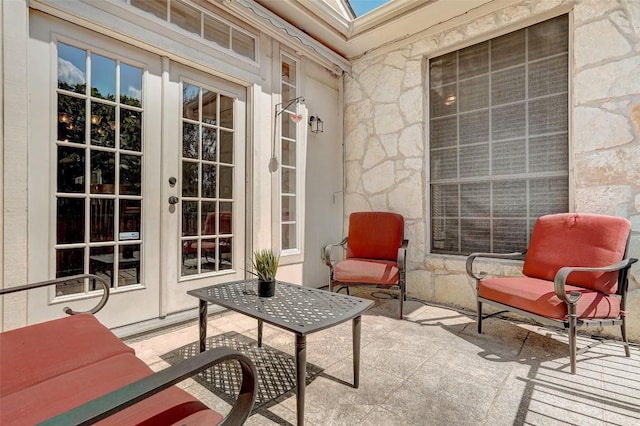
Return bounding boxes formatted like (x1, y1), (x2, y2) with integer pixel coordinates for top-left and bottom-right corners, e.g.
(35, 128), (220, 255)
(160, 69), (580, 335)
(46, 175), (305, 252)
(522, 213), (630, 293)
(346, 212), (404, 261)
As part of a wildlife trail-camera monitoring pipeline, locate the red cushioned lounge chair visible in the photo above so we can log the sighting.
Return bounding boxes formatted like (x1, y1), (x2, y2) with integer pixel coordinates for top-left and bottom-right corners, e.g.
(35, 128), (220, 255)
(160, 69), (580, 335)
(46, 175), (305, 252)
(466, 213), (637, 374)
(324, 212), (408, 319)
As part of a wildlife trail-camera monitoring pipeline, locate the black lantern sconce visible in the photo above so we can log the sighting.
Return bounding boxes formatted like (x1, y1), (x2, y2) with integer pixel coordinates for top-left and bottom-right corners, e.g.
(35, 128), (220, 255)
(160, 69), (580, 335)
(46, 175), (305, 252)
(309, 115), (324, 134)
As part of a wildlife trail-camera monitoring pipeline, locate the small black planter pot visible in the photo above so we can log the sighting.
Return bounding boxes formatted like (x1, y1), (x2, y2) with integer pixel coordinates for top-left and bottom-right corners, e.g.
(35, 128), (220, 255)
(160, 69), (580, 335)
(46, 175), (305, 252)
(258, 280), (276, 297)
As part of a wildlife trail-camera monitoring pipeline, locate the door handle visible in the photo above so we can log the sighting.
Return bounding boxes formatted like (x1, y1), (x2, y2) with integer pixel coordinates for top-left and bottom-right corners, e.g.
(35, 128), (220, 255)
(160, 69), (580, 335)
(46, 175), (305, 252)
(168, 196), (179, 205)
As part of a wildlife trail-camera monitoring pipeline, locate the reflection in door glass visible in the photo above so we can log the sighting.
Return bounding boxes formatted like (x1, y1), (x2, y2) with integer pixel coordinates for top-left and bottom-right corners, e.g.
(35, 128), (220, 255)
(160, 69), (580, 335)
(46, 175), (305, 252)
(120, 63), (142, 106)
(182, 122), (199, 159)
(118, 244), (141, 287)
(120, 154), (142, 195)
(57, 146), (85, 192)
(202, 90), (218, 125)
(55, 41), (144, 296)
(91, 150), (116, 194)
(183, 84), (199, 119)
(91, 53), (116, 100)
(57, 43), (86, 93)
(58, 95), (86, 144)
(91, 102), (116, 148)
(120, 109), (142, 151)
(56, 248), (85, 295)
(57, 198), (85, 244)
(180, 82), (235, 277)
(90, 198), (115, 242)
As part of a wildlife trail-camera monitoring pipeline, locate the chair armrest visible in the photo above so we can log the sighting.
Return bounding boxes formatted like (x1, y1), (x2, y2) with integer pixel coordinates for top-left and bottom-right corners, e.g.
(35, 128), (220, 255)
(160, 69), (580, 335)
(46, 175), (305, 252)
(0, 274), (110, 315)
(553, 258), (639, 305)
(324, 237), (348, 267)
(466, 252), (526, 281)
(39, 347), (258, 426)
(397, 239), (409, 272)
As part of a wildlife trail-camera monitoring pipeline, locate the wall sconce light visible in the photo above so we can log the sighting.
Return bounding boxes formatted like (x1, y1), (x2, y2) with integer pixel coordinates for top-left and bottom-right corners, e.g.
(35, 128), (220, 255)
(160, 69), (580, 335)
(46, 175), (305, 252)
(270, 96), (305, 172)
(309, 115), (323, 134)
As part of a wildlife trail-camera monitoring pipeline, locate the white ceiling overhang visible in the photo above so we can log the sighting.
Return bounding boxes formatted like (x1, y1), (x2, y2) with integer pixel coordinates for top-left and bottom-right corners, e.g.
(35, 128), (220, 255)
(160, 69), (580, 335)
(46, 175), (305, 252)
(252, 0), (505, 61)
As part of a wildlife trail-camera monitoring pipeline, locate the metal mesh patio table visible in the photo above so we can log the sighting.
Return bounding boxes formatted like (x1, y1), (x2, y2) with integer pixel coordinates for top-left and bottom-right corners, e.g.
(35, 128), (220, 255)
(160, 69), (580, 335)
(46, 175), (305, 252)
(188, 279), (374, 425)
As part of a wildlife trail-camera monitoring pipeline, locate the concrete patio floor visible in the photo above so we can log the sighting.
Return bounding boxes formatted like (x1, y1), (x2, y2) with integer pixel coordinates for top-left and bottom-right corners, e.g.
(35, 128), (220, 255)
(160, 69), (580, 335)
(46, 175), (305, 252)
(124, 287), (640, 425)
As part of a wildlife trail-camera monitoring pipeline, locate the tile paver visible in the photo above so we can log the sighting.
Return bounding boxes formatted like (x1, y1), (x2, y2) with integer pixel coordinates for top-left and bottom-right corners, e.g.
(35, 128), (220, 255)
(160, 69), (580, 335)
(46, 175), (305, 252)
(125, 287), (640, 425)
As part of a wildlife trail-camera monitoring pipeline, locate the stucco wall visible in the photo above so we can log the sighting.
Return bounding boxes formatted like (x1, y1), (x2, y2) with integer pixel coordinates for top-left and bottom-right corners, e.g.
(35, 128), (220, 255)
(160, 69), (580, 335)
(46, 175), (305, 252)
(343, 0), (640, 340)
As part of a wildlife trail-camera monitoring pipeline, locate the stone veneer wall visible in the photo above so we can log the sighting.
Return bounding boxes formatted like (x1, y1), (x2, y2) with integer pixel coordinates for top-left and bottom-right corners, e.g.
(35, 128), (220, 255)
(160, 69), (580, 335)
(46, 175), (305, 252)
(343, 0), (640, 340)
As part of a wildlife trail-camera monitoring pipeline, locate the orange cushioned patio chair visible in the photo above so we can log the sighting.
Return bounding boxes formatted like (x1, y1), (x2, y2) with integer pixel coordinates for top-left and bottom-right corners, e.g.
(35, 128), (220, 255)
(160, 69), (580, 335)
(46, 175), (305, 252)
(466, 213), (637, 374)
(324, 212), (408, 319)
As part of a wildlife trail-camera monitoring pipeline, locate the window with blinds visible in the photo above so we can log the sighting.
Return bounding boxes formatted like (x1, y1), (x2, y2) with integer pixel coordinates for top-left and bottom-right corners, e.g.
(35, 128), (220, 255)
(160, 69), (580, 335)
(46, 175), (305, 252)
(429, 15), (569, 256)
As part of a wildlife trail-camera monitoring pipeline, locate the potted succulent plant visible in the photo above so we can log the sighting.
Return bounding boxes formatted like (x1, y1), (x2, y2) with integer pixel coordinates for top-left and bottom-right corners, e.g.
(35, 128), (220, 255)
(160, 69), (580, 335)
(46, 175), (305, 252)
(250, 249), (280, 297)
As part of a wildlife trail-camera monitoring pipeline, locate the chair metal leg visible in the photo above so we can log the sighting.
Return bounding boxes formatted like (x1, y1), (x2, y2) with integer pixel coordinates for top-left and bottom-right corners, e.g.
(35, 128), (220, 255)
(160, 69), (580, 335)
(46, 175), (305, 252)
(622, 316), (631, 357)
(477, 300), (483, 334)
(568, 306), (577, 375)
(398, 281), (404, 319)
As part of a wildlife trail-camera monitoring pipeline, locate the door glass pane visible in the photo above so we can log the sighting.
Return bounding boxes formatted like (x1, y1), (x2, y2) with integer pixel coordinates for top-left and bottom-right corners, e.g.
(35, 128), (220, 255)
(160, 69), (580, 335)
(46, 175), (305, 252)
(220, 203), (232, 233)
(120, 200), (141, 240)
(182, 201), (198, 236)
(89, 246), (114, 287)
(56, 248), (84, 280)
(219, 130), (233, 164)
(202, 163), (217, 198)
(182, 161), (199, 197)
(91, 53), (116, 100)
(57, 147), (85, 192)
(183, 123), (199, 159)
(57, 198), (85, 244)
(91, 150), (115, 194)
(91, 102), (116, 148)
(182, 239), (198, 276)
(202, 202), (217, 234)
(202, 126), (217, 161)
(183, 83), (199, 119)
(58, 95), (86, 143)
(220, 95), (233, 129)
(202, 90), (217, 125)
(118, 244), (140, 286)
(120, 109), (142, 151)
(90, 198), (114, 242)
(120, 63), (143, 107)
(219, 237), (232, 270)
(200, 238), (216, 273)
(120, 154), (142, 195)
(58, 43), (86, 93)
(219, 165), (232, 199)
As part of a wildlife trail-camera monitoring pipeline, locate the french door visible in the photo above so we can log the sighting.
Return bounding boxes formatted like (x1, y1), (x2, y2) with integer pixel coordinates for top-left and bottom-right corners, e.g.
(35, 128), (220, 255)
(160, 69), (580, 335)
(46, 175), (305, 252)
(28, 13), (246, 328)
(161, 62), (246, 314)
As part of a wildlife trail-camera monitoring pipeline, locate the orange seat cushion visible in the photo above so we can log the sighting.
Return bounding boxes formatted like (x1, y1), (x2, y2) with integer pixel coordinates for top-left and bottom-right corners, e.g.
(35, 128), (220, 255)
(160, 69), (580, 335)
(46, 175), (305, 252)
(0, 314), (134, 396)
(479, 277), (621, 320)
(334, 258), (399, 286)
(0, 352), (224, 425)
(346, 212), (404, 261)
(522, 213), (631, 294)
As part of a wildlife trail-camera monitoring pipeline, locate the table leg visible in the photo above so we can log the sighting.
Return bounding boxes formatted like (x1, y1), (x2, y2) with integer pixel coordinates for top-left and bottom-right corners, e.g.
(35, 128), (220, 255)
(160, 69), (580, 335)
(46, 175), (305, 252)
(295, 334), (307, 426)
(198, 299), (208, 353)
(258, 319), (264, 348)
(353, 315), (361, 388)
